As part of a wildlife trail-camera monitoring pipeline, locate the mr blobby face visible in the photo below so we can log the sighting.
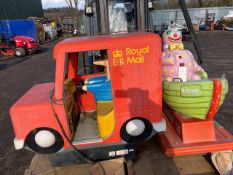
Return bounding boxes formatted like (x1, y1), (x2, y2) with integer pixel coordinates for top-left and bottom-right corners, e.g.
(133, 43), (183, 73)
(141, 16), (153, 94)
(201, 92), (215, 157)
(163, 29), (182, 46)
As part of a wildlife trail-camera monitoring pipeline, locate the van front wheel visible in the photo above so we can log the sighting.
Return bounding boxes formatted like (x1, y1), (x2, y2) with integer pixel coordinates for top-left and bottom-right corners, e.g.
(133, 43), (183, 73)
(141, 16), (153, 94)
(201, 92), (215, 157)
(120, 118), (152, 144)
(26, 128), (64, 154)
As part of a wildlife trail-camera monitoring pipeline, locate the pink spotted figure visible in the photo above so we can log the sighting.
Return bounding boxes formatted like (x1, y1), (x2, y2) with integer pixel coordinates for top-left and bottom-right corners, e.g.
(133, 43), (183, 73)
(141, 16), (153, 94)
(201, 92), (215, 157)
(162, 25), (207, 82)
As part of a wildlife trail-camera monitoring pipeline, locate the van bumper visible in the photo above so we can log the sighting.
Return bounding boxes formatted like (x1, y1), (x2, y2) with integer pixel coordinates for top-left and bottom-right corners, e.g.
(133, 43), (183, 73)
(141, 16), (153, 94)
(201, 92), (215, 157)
(152, 118), (166, 133)
(14, 138), (25, 150)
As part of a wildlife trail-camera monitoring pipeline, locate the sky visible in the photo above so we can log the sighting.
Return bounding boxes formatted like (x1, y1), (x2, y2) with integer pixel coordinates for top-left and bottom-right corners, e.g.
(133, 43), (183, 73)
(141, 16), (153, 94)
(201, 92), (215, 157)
(41, 0), (67, 9)
(41, 0), (85, 9)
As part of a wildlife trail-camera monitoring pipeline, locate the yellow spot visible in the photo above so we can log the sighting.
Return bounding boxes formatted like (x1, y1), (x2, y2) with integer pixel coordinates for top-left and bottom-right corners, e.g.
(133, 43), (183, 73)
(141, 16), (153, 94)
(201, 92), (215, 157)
(170, 69), (174, 73)
(183, 52), (189, 58)
(163, 68), (168, 73)
(167, 57), (173, 63)
(166, 77), (172, 81)
(188, 62), (192, 67)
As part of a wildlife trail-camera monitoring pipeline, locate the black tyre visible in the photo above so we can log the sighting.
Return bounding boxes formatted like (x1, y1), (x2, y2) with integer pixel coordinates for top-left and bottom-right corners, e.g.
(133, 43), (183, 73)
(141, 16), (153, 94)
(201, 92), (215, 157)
(15, 47), (26, 57)
(26, 128), (64, 154)
(27, 50), (33, 55)
(120, 117), (153, 144)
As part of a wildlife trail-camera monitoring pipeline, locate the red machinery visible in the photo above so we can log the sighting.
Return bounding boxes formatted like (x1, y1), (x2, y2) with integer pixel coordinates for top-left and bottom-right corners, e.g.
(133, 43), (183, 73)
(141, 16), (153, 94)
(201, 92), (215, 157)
(0, 34), (40, 57)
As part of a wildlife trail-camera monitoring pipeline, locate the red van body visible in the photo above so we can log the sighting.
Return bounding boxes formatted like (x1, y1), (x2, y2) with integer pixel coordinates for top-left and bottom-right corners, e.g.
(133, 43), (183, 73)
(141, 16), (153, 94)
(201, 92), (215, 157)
(10, 32), (165, 159)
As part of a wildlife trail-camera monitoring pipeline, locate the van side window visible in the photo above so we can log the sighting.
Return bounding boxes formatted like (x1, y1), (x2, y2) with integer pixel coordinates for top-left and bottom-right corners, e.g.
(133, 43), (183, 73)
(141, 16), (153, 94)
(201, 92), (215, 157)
(77, 49), (108, 76)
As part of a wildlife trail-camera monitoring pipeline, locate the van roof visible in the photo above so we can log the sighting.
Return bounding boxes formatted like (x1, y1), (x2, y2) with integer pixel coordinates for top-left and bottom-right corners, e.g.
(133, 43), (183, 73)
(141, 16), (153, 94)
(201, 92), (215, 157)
(53, 32), (158, 60)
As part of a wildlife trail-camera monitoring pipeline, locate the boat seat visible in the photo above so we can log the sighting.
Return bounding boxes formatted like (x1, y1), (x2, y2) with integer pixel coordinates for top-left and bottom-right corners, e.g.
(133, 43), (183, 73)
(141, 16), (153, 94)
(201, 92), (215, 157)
(97, 101), (115, 138)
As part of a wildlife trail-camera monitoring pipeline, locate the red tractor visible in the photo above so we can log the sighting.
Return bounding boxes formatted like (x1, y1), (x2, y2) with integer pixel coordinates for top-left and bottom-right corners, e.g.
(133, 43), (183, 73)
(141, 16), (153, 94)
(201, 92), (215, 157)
(0, 33), (40, 57)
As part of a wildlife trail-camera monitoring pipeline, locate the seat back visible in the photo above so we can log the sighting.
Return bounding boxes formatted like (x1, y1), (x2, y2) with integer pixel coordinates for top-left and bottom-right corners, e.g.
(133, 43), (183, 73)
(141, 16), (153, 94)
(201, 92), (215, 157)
(64, 78), (78, 136)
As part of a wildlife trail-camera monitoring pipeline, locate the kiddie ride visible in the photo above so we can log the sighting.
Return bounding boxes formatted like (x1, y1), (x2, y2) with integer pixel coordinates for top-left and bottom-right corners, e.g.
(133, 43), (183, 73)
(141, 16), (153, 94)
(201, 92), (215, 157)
(159, 25), (233, 156)
(10, 31), (233, 161)
(0, 33), (40, 57)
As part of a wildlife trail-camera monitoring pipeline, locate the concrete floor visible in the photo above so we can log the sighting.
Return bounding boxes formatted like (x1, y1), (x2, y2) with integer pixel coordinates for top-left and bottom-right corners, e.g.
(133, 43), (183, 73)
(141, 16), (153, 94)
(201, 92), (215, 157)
(0, 41), (56, 175)
(0, 31), (232, 174)
(198, 31), (233, 134)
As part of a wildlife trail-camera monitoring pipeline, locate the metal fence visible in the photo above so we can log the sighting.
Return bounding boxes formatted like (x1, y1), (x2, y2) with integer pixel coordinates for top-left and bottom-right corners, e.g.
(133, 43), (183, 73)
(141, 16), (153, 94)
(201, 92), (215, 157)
(150, 6), (233, 31)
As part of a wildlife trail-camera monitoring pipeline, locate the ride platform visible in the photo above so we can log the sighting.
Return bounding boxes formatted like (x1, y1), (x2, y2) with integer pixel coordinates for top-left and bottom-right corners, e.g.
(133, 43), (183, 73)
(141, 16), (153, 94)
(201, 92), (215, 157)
(158, 106), (233, 157)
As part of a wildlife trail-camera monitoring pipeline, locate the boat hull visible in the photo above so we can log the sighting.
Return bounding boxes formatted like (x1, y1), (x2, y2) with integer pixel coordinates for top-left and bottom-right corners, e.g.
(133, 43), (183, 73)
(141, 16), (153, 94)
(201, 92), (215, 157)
(163, 78), (228, 119)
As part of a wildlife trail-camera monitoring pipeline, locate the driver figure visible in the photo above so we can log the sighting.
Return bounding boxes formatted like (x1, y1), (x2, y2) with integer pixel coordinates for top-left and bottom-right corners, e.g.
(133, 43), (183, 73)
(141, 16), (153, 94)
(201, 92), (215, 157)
(82, 60), (112, 101)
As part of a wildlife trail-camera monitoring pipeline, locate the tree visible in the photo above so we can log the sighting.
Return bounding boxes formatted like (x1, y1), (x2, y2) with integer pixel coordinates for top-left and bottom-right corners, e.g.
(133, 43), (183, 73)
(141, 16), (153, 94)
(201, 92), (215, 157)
(197, 0), (203, 7)
(64, 0), (75, 16)
(223, 0), (233, 6)
(65, 0), (74, 8)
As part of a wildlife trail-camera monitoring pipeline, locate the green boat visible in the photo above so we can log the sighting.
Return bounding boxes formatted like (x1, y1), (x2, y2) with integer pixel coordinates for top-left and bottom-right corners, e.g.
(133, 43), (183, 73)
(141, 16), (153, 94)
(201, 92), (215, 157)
(163, 77), (228, 120)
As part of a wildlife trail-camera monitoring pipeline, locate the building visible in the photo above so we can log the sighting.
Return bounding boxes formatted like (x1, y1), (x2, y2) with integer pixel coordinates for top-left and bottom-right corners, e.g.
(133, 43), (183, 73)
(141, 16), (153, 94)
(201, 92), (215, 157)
(0, 0), (44, 20)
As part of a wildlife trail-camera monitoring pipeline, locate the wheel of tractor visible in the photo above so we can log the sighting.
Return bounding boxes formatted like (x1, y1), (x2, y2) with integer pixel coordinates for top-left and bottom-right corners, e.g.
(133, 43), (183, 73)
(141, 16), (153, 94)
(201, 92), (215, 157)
(26, 128), (64, 154)
(15, 47), (26, 57)
(27, 50), (33, 55)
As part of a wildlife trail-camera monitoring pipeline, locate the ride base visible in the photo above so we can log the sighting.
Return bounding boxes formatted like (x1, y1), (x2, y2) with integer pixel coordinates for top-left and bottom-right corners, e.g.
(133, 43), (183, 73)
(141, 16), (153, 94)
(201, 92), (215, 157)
(158, 107), (233, 157)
